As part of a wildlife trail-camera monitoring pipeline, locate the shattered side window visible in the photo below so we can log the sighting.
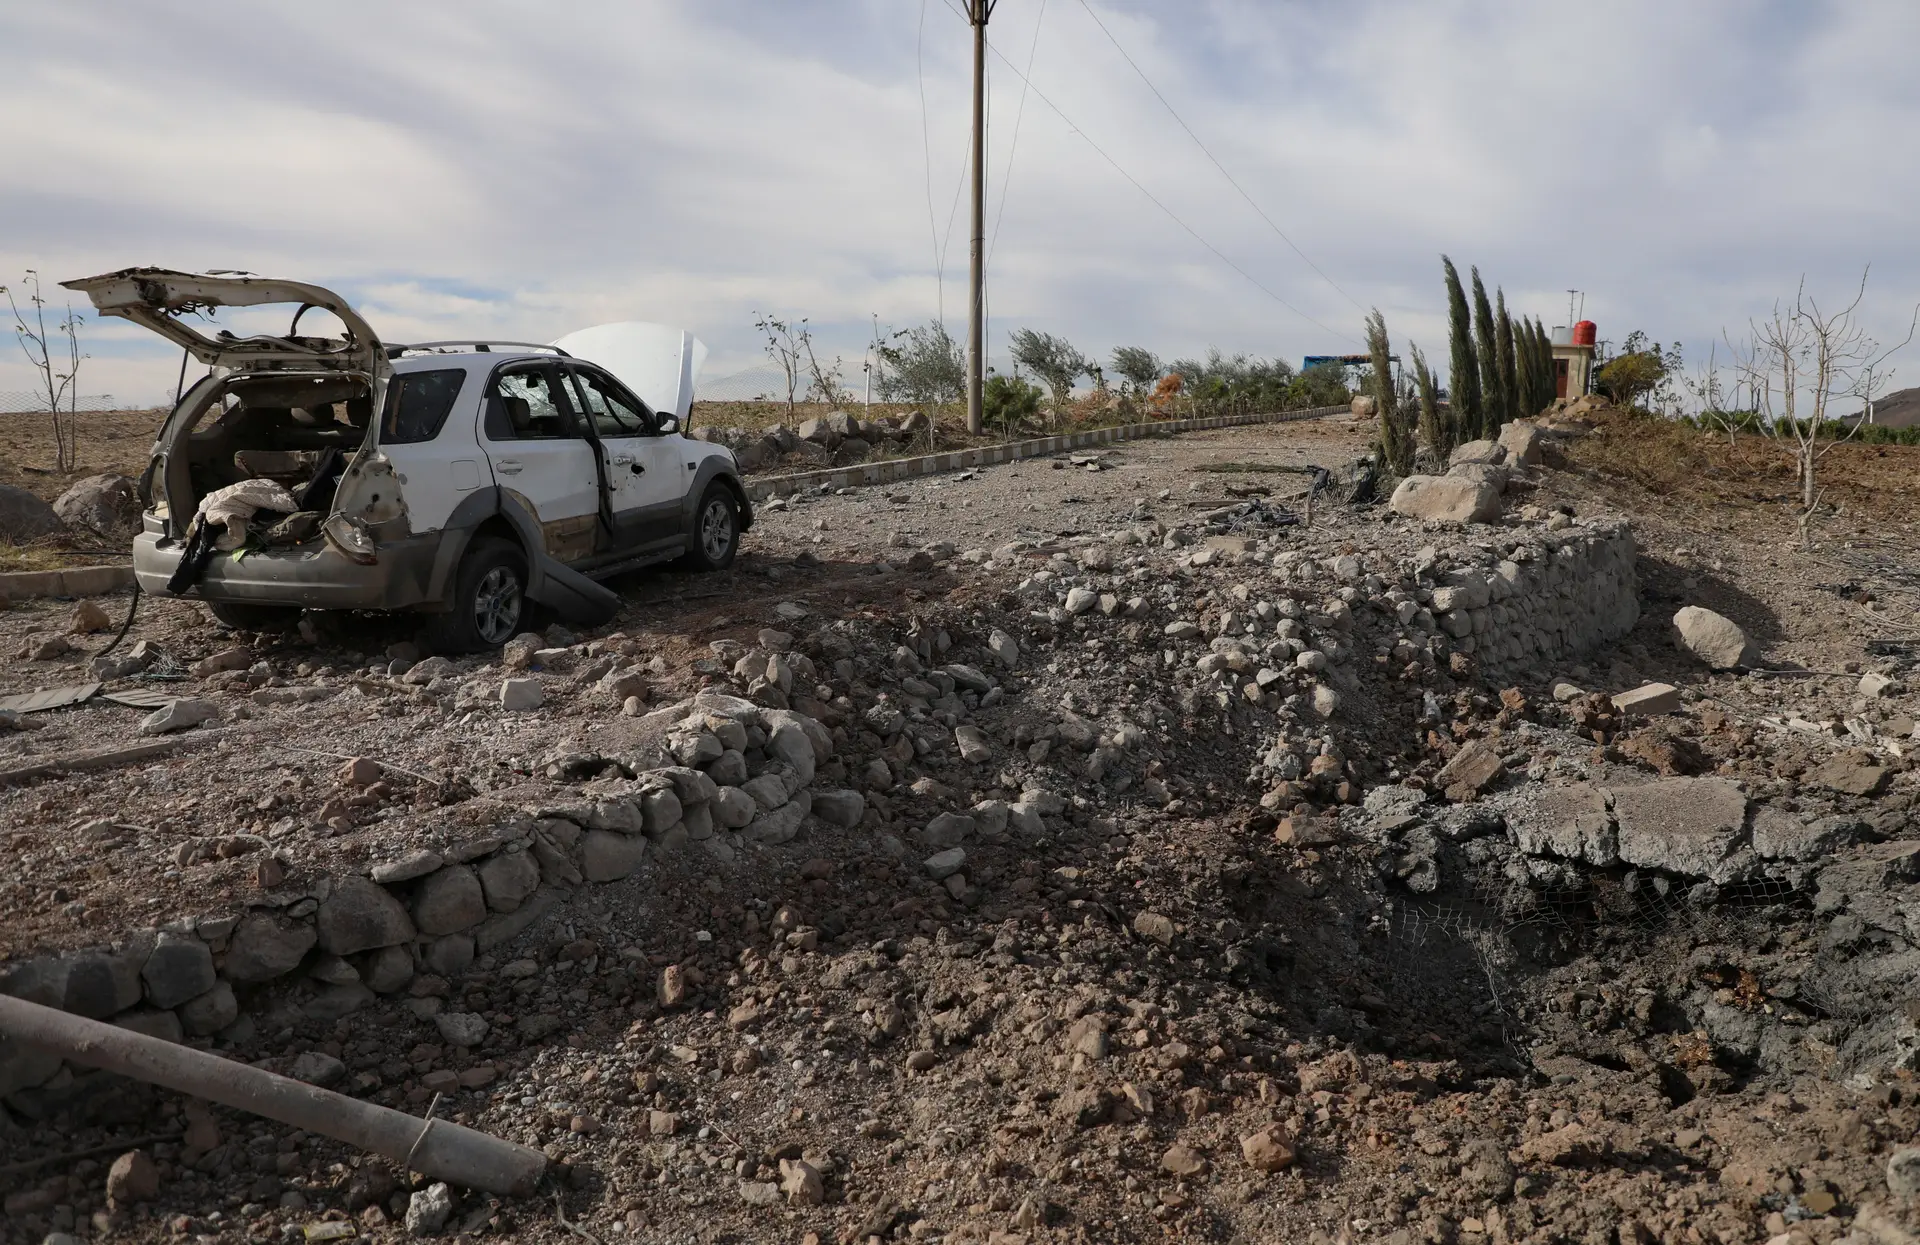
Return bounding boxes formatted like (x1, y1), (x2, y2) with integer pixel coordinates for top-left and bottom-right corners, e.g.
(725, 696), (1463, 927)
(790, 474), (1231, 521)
(484, 367), (572, 441)
(568, 367), (653, 437)
(380, 369), (467, 444)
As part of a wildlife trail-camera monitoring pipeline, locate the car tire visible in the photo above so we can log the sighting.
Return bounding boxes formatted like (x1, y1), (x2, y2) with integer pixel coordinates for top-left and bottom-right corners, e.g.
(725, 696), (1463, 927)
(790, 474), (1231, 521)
(425, 536), (528, 653)
(682, 485), (740, 572)
(205, 601), (303, 632)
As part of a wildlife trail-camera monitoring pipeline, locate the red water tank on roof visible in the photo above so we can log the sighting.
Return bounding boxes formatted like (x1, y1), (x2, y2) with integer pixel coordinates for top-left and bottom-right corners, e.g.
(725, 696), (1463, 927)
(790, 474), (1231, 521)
(1572, 320), (1597, 346)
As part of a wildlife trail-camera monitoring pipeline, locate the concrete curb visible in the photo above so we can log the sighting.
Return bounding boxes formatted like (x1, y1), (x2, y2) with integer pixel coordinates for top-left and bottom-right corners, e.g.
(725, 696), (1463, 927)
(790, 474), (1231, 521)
(0, 564), (135, 602)
(741, 404), (1353, 501)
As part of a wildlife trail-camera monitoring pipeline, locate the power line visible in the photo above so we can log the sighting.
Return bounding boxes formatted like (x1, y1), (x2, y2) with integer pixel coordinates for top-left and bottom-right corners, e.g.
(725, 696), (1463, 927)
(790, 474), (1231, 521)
(916, 0), (944, 324)
(983, 0), (1042, 371)
(987, 0), (1046, 267)
(936, 115), (972, 298)
(942, 7), (1357, 344)
(1072, 0), (1366, 314)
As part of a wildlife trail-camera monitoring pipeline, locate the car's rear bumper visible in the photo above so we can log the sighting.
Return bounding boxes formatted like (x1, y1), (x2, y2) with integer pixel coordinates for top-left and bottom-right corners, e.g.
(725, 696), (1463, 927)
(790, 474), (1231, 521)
(132, 529), (450, 612)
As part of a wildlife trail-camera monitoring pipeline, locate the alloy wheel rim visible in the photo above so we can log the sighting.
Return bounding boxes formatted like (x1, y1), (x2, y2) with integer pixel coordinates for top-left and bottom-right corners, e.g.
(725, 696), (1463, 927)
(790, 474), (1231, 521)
(701, 499), (734, 560)
(474, 566), (522, 644)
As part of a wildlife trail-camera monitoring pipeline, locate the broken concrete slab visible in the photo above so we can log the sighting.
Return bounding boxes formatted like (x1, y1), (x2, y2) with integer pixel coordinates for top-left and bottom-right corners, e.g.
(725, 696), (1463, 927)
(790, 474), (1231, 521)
(1506, 783), (1618, 866)
(1612, 683), (1681, 716)
(1611, 777), (1749, 880)
(1751, 808), (1870, 862)
(1803, 753), (1891, 797)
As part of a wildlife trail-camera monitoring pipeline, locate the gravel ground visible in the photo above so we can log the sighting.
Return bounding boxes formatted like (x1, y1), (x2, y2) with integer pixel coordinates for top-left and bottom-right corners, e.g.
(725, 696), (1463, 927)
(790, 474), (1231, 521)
(4, 413), (1920, 1245)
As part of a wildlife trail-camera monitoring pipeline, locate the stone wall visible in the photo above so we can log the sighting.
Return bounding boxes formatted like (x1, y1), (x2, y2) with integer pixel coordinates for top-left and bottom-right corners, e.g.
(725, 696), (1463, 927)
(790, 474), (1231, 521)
(0, 685), (927, 1103)
(742, 405), (1352, 502)
(1417, 520), (1640, 673)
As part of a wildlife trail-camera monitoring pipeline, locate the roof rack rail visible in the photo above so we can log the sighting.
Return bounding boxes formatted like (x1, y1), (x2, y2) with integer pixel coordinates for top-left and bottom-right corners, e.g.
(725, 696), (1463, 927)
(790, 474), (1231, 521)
(387, 341), (572, 359)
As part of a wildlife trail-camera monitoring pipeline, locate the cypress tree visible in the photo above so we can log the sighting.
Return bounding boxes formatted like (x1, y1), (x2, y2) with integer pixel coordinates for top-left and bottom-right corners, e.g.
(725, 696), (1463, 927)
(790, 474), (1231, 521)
(1471, 268), (1503, 439)
(1411, 343), (1442, 458)
(1533, 317), (1556, 411)
(1495, 290), (1519, 426)
(1442, 256), (1477, 451)
(1514, 309), (1538, 419)
(1366, 310), (1413, 476)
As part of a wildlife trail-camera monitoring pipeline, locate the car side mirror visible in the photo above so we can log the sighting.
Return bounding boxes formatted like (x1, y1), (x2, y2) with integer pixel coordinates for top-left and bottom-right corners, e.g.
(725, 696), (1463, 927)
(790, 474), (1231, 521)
(656, 413), (680, 434)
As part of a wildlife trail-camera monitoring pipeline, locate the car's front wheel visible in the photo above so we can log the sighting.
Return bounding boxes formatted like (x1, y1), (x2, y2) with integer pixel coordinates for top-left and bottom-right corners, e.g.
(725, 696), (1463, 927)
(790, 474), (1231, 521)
(426, 536), (527, 652)
(683, 485), (739, 571)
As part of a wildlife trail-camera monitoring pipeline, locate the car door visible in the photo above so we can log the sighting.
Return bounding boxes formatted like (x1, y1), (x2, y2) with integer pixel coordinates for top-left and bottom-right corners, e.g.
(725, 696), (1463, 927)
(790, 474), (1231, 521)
(480, 361), (602, 565)
(566, 363), (686, 553)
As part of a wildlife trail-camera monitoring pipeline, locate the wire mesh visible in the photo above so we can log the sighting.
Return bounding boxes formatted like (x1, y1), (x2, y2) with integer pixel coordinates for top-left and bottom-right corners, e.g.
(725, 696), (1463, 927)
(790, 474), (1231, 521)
(1387, 857), (1812, 1028)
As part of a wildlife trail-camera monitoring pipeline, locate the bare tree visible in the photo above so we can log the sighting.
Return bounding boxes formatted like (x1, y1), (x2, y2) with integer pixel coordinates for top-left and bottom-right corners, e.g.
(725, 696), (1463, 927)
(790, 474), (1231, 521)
(800, 333), (849, 407)
(1731, 270), (1917, 546)
(1685, 341), (1737, 447)
(3, 270), (86, 472)
(753, 313), (808, 419)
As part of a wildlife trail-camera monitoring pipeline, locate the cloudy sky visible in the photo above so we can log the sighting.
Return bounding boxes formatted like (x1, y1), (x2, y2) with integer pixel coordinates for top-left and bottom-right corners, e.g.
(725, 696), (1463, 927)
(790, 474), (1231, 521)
(6, 0), (1920, 408)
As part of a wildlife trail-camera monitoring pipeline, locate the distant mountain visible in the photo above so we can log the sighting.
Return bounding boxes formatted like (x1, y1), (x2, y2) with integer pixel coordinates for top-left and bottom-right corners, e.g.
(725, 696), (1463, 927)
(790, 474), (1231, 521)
(1845, 386), (1920, 429)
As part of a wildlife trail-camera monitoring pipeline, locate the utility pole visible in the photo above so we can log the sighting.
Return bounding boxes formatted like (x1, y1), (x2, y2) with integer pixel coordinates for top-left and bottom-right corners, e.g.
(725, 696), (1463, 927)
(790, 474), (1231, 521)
(965, 0), (994, 435)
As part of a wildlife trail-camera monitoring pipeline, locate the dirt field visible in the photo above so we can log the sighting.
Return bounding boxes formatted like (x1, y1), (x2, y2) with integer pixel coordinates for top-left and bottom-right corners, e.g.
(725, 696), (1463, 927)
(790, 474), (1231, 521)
(3, 410), (1920, 1245)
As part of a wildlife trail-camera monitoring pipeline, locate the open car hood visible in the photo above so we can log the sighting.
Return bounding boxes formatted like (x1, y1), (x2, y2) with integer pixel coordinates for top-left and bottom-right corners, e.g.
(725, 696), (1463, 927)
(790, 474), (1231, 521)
(550, 321), (707, 420)
(61, 268), (383, 375)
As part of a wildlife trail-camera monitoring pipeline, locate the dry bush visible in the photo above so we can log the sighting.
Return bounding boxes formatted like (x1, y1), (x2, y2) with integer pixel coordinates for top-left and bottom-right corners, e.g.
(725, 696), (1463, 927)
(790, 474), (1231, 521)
(1565, 404), (1920, 520)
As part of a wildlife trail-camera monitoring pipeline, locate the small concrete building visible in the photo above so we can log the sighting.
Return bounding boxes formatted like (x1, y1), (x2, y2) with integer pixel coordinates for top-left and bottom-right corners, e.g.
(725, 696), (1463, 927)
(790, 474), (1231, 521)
(1551, 321), (1597, 399)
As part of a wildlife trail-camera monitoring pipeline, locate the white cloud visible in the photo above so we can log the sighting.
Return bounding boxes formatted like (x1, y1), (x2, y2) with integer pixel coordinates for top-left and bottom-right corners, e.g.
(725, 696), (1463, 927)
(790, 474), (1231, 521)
(6, 0), (1920, 407)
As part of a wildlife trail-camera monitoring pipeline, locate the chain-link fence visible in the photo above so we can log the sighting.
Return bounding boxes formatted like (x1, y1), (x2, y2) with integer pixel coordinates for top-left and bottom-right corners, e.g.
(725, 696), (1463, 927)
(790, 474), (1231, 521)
(0, 393), (138, 414)
(1387, 857), (1814, 1031)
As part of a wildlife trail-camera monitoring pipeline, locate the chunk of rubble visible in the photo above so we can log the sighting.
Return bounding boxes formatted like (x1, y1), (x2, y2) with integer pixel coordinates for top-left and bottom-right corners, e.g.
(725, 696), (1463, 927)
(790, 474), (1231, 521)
(1498, 421), (1544, 466)
(1611, 778), (1750, 882)
(1750, 808), (1869, 862)
(1388, 475), (1502, 524)
(1436, 738), (1505, 799)
(1449, 439), (1507, 467)
(1507, 783), (1617, 866)
(1612, 682), (1680, 716)
(1803, 752), (1891, 797)
(1672, 605), (1756, 670)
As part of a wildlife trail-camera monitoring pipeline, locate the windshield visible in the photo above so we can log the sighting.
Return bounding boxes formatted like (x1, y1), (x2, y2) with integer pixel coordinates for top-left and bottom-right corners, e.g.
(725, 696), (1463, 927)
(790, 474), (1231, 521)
(381, 369), (467, 444)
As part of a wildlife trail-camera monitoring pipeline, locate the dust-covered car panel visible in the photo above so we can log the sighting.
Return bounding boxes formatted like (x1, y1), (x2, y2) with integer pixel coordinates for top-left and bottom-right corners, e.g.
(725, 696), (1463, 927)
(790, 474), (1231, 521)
(61, 270), (750, 649)
(61, 268), (382, 374)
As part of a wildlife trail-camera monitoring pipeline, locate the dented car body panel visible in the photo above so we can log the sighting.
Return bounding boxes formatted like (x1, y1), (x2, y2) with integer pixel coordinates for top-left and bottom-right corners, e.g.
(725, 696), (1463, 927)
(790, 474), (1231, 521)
(66, 269), (749, 634)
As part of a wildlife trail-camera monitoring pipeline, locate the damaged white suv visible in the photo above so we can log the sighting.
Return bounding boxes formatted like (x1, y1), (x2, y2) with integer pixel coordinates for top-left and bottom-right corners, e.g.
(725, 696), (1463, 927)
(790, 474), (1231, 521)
(64, 269), (752, 650)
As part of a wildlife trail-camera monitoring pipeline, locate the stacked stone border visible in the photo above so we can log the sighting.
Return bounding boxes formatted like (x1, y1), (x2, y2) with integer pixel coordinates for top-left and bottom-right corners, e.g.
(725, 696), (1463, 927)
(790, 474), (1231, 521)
(741, 404), (1352, 501)
(0, 687), (1016, 1104)
(0, 564), (134, 603)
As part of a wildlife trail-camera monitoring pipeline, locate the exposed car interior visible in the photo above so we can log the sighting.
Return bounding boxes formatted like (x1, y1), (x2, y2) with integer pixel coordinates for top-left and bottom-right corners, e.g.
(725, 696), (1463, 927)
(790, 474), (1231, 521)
(486, 367), (571, 440)
(162, 374), (369, 533)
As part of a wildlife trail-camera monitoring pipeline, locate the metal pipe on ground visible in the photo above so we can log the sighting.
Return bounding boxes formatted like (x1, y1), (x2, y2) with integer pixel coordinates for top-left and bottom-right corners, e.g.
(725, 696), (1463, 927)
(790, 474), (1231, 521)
(0, 994), (546, 1197)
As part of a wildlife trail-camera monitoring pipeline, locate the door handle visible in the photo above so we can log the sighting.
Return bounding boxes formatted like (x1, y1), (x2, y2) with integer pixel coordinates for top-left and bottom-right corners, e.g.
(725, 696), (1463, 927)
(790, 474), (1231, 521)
(495, 460), (522, 475)
(610, 454), (634, 466)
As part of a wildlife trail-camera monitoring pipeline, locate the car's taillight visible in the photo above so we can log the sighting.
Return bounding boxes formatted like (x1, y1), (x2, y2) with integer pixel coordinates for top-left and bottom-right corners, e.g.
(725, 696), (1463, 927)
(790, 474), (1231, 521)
(324, 514), (379, 564)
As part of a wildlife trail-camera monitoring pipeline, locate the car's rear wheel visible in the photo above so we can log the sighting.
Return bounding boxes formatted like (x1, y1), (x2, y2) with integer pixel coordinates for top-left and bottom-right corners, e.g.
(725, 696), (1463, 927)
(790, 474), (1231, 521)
(205, 601), (303, 632)
(426, 537), (527, 653)
(682, 485), (739, 571)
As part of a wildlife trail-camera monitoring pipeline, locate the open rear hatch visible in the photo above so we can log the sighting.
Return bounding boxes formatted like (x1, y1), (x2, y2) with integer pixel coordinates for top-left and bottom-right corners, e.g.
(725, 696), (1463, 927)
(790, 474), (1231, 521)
(62, 269), (382, 374)
(63, 268), (393, 561)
